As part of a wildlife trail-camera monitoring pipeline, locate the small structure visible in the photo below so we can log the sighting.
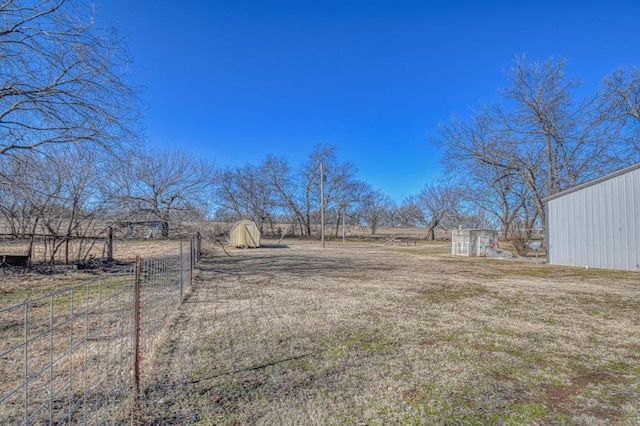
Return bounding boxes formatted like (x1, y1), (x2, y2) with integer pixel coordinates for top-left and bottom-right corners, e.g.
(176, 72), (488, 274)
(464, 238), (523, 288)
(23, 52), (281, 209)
(1, 254), (29, 267)
(229, 220), (261, 248)
(452, 229), (498, 257)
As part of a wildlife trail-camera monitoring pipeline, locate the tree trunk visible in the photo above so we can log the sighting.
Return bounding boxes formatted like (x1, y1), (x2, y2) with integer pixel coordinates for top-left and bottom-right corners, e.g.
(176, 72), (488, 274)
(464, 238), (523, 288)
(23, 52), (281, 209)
(425, 221), (438, 241)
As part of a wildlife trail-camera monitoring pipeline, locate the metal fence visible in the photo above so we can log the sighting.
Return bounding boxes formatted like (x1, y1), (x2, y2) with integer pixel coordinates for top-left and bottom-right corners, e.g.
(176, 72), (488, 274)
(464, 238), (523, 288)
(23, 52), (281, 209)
(0, 223), (206, 265)
(0, 237), (201, 425)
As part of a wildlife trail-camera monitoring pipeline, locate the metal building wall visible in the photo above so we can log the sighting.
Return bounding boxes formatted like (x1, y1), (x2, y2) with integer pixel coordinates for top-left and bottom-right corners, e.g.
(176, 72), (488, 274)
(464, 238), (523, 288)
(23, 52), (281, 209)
(546, 165), (640, 271)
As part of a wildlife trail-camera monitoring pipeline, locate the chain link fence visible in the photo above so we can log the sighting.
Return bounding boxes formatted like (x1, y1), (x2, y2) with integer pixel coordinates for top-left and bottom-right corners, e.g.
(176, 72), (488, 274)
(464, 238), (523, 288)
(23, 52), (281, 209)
(0, 237), (201, 425)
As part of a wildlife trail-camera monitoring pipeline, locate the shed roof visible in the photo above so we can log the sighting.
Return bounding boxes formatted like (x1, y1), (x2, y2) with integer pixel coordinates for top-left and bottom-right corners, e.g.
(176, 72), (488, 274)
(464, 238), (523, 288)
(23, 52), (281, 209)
(542, 162), (640, 204)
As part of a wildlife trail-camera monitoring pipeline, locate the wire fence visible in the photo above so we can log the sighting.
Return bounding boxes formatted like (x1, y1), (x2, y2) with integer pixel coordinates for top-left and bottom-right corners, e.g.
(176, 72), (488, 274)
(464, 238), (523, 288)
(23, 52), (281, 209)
(0, 222), (207, 266)
(0, 236), (202, 425)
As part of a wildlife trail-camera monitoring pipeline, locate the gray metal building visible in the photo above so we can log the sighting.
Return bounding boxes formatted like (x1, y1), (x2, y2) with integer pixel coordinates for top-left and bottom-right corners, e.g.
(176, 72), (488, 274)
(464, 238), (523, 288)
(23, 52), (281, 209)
(544, 163), (640, 271)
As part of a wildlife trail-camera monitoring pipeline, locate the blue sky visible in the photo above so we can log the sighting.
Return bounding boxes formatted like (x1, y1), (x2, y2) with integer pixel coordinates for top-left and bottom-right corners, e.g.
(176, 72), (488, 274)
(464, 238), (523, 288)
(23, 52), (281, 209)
(98, 1), (639, 202)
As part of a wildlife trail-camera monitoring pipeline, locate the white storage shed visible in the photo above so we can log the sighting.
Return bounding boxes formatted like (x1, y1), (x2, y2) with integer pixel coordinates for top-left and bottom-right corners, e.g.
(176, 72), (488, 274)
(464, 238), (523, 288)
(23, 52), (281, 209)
(543, 163), (640, 271)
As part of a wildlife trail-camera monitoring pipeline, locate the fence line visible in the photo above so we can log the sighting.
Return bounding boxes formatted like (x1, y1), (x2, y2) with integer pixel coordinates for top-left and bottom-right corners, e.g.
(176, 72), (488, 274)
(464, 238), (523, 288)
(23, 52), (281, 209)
(0, 226), (205, 266)
(0, 236), (202, 425)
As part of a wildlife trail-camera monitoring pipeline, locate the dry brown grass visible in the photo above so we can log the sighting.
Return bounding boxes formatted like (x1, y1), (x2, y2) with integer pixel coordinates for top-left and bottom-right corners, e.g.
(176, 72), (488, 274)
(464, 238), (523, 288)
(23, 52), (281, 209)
(130, 239), (640, 425)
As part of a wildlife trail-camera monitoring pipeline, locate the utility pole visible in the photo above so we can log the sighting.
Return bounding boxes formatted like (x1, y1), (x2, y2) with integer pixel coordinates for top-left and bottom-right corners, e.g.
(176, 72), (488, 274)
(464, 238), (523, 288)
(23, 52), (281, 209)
(320, 162), (325, 248)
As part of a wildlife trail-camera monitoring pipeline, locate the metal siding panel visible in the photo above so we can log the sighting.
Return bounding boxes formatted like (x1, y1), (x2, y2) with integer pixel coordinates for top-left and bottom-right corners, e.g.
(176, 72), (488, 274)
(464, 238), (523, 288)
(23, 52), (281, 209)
(547, 200), (556, 264)
(585, 185), (594, 268)
(634, 171), (640, 270)
(629, 170), (640, 271)
(606, 178), (616, 268)
(584, 188), (593, 267)
(564, 194), (575, 266)
(597, 183), (611, 268)
(571, 191), (581, 266)
(634, 171), (640, 271)
(551, 199), (560, 265)
(629, 173), (635, 270)
(548, 200), (556, 264)
(558, 197), (569, 265)
(549, 199), (562, 265)
(615, 173), (626, 269)
(566, 192), (582, 265)
(549, 200), (559, 264)
(576, 190), (587, 266)
(606, 179), (618, 269)
(618, 174), (633, 269)
(596, 184), (606, 267)
(576, 188), (593, 265)
(624, 173), (633, 269)
(557, 197), (567, 265)
(615, 176), (624, 269)
(611, 178), (621, 269)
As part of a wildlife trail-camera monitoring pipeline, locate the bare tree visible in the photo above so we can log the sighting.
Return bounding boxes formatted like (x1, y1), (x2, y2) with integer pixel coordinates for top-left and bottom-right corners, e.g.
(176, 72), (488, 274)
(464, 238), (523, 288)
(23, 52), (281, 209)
(214, 163), (277, 233)
(396, 196), (423, 227)
(498, 55), (623, 192)
(329, 177), (369, 238)
(417, 183), (462, 240)
(358, 189), (394, 235)
(459, 167), (526, 239)
(600, 67), (640, 153)
(433, 56), (631, 240)
(435, 110), (547, 238)
(42, 146), (109, 263)
(263, 155), (309, 235)
(0, 152), (54, 239)
(263, 144), (364, 238)
(298, 144), (332, 237)
(113, 149), (215, 238)
(0, 0), (140, 157)
(315, 148), (368, 238)
(0, 146), (110, 263)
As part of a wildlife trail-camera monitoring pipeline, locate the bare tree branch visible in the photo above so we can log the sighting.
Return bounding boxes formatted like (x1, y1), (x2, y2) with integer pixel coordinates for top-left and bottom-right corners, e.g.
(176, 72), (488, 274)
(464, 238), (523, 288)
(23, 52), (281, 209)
(0, 0), (141, 157)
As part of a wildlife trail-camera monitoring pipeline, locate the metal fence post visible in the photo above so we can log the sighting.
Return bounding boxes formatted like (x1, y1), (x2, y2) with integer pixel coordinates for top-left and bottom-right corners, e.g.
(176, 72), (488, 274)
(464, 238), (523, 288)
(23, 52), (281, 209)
(179, 243), (184, 301)
(23, 304), (28, 424)
(189, 238), (194, 288)
(133, 255), (142, 395)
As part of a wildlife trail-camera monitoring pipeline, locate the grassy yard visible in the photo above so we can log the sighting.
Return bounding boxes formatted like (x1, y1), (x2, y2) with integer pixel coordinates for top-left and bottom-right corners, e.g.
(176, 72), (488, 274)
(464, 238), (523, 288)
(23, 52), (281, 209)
(135, 239), (640, 425)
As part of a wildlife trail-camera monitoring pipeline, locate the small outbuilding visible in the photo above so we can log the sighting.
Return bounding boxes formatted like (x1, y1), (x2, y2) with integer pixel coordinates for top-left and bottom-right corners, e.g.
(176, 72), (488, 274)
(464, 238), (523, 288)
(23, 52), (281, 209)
(544, 163), (640, 271)
(452, 229), (498, 257)
(229, 220), (261, 248)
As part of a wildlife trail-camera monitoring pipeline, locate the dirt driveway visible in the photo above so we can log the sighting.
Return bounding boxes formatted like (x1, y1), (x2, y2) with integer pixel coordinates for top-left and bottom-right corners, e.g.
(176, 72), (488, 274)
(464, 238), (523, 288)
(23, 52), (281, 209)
(136, 239), (640, 425)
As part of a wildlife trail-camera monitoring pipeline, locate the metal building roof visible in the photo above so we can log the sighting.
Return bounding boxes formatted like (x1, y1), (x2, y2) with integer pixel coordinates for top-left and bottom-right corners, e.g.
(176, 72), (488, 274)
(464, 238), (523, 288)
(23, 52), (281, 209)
(542, 162), (640, 203)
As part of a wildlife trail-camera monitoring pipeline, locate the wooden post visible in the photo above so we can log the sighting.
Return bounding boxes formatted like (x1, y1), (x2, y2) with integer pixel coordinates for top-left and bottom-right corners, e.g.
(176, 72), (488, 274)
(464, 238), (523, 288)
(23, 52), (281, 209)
(196, 231), (201, 262)
(106, 227), (113, 262)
